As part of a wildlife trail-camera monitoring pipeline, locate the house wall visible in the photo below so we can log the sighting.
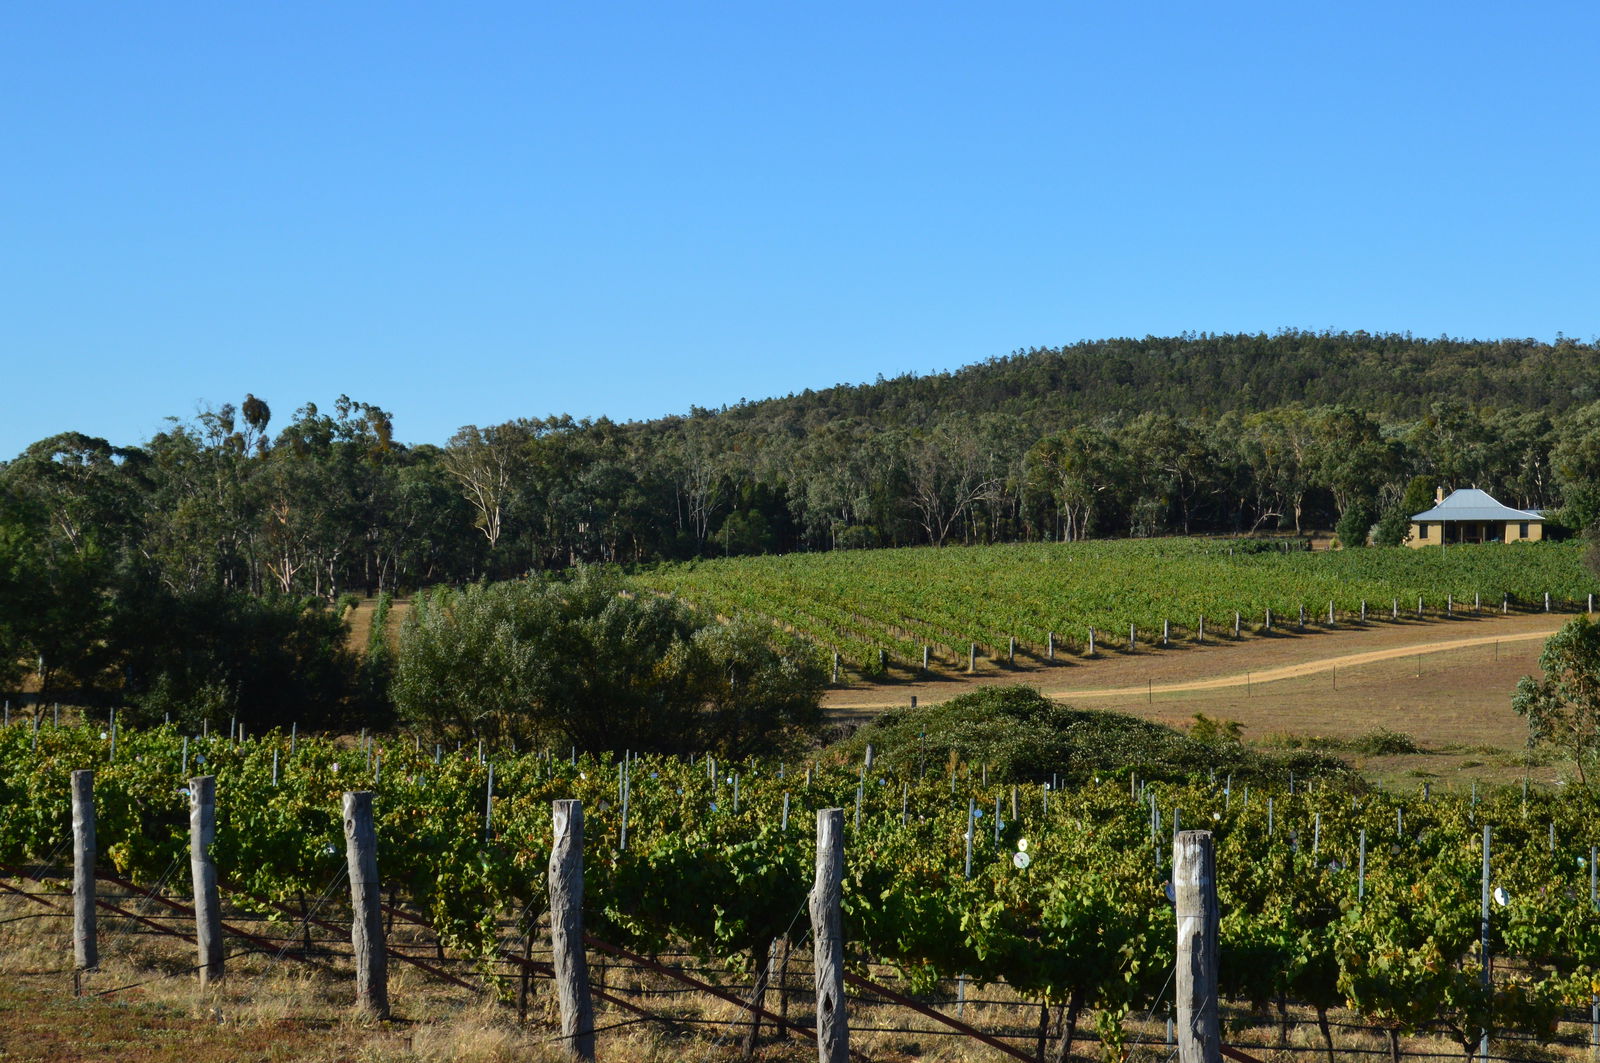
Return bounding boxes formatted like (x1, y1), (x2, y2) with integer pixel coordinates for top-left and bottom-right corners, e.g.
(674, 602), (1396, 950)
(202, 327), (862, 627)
(1405, 520), (1543, 547)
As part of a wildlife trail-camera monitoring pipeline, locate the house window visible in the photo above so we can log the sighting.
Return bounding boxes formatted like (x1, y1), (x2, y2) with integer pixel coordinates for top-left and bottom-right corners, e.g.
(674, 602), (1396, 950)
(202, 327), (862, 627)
(1418, 523), (1429, 540)
(1519, 522), (1530, 538)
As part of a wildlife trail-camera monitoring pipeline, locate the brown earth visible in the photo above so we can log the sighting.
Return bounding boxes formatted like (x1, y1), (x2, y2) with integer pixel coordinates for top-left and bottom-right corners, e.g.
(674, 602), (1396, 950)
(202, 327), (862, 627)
(824, 611), (1579, 789)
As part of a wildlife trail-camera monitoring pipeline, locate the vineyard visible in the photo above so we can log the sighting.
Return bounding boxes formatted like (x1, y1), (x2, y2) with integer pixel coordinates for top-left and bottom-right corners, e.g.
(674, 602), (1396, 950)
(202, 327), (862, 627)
(632, 540), (1598, 678)
(5, 718), (1600, 1061)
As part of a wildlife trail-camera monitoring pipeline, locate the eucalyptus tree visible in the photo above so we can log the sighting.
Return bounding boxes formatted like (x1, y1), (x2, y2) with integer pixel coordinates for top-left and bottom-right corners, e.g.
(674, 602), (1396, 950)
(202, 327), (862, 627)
(440, 420), (530, 558)
(1024, 424), (1125, 542)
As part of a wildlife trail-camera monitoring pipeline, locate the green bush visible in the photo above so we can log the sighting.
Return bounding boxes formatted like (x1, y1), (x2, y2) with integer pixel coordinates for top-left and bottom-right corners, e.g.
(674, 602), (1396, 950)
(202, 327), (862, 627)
(1348, 727), (1422, 756)
(391, 568), (825, 756)
(114, 587), (380, 733)
(831, 685), (1351, 786)
(1335, 502), (1377, 548)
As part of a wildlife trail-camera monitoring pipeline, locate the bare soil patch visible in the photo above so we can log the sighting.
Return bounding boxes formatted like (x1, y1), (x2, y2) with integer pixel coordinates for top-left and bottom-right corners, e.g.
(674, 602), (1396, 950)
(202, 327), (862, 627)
(825, 612), (1576, 787)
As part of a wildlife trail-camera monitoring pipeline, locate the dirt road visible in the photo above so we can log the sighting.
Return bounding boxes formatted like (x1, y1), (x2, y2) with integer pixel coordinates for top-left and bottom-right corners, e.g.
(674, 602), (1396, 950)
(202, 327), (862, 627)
(822, 611), (1570, 712)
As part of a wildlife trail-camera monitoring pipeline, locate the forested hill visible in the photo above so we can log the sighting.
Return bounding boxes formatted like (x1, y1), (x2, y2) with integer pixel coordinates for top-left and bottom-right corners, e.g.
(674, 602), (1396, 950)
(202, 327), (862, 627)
(6, 330), (1600, 666)
(712, 331), (1600, 434)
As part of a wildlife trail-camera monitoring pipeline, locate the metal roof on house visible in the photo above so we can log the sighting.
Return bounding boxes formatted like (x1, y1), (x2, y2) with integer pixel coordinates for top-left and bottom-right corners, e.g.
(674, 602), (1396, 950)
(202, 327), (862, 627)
(1411, 489), (1543, 523)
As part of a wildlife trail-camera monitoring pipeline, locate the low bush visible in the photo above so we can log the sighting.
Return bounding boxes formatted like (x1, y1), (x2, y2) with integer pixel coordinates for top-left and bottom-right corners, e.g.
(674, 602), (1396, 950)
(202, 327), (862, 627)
(831, 685), (1352, 786)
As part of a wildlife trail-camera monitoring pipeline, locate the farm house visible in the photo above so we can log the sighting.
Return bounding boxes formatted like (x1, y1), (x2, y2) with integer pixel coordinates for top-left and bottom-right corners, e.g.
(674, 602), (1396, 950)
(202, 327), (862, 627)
(1405, 487), (1544, 547)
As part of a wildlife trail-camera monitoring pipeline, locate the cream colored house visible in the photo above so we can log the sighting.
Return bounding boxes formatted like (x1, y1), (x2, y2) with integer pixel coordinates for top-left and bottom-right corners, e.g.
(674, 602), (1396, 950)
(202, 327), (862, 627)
(1406, 488), (1543, 547)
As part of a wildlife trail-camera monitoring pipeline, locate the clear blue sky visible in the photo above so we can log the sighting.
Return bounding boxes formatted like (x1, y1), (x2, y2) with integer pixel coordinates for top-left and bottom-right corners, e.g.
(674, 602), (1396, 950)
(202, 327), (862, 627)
(4, 2), (1597, 458)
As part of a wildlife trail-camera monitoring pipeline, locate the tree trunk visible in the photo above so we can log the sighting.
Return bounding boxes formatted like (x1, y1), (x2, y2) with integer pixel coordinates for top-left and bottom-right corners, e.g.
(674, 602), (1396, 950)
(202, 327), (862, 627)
(1276, 997), (1290, 1045)
(1035, 1000), (1050, 1062)
(775, 935), (791, 1035)
(740, 939), (774, 1060)
(1387, 1027), (1401, 1063)
(1316, 1004), (1335, 1063)
(1051, 986), (1085, 1063)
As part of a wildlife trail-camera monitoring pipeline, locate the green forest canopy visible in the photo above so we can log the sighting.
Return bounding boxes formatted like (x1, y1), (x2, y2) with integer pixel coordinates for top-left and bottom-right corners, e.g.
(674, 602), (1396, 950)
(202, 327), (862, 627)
(6, 330), (1600, 719)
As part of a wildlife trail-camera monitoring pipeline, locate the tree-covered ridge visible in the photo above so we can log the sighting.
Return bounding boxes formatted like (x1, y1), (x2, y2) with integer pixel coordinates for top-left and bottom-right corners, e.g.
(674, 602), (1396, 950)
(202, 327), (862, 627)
(719, 330), (1600, 431)
(3, 332), (1600, 681)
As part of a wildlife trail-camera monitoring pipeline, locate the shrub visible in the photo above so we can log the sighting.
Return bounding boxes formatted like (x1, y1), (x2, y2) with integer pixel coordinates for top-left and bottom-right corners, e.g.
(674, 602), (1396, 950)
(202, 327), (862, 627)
(1348, 727), (1422, 756)
(391, 568), (825, 756)
(831, 685), (1351, 786)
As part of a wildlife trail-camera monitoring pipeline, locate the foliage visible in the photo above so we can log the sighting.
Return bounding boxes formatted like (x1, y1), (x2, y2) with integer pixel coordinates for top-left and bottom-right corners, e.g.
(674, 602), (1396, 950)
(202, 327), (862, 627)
(1512, 614), (1600, 788)
(113, 584), (381, 732)
(391, 568), (824, 756)
(635, 538), (1597, 675)
(1335, 501), (1376, 548)
(830, 686), (1349, 786)
(1347, 728), (1423, 757)
(1, 721), (1596, 1055)
(1189, 713), (1245, 745)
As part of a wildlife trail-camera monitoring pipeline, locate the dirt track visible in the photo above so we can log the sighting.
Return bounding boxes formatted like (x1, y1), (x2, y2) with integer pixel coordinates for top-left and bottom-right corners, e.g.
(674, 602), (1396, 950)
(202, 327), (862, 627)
(822, 611), (1571, 712)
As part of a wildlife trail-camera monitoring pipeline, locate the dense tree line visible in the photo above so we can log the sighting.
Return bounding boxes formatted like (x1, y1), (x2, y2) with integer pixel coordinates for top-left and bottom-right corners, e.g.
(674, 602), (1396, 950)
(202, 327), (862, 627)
(4, 330), (1600, 715)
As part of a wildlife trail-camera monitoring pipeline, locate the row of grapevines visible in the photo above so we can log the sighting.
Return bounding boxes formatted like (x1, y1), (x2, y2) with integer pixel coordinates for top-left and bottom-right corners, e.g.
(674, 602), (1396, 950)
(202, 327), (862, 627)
(1, 722), (1595, 1050)
(633, 539), (1596, 673)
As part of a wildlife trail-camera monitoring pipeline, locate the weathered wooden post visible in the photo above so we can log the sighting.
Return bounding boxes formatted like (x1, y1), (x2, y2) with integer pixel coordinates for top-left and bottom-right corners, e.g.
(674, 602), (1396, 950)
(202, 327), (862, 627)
(72, 769), (97, 971)
(922, 645), (930, 673)
(1174, 830), (1220, 1063)
(968, 643), (976, 673)
(189, 775), (223, 987)
(549, 799), (595, 1060)
(811, 808), (848, 1063)
(1046, 631), (1054, 659)
(1088, 627), (1096, 655)
(343, 791), (389, 1019)
(1008, 636), (1016, 665)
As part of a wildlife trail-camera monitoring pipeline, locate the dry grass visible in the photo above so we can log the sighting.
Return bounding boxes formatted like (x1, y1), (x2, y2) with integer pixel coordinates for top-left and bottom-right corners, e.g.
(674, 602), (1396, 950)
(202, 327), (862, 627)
(1, 883), (1591, 1063)
(827, 612), (1576, 791)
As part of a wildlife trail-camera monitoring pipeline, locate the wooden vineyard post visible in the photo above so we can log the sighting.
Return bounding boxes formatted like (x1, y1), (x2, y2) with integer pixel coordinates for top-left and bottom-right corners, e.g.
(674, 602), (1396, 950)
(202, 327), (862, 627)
(1008, 636), (1016, 665)
(550, 799), (595, 1060)
(71, 769), (97, 972)
(1088, 627), (1096, 656)
(1047, 631), (1054, 659)
(968, 643), (976, 673)
(922, 645), (930, 673)
(811, 808), (848, 1063)
(343, 791), (390, 1019)
(1174, 830), (1220, 1063)
(189, 775), (223, 986)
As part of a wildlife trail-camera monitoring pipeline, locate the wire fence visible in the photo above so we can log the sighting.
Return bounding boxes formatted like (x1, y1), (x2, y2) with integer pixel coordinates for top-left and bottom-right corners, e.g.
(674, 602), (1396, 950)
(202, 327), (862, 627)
(2, 864), (1595, 1063)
